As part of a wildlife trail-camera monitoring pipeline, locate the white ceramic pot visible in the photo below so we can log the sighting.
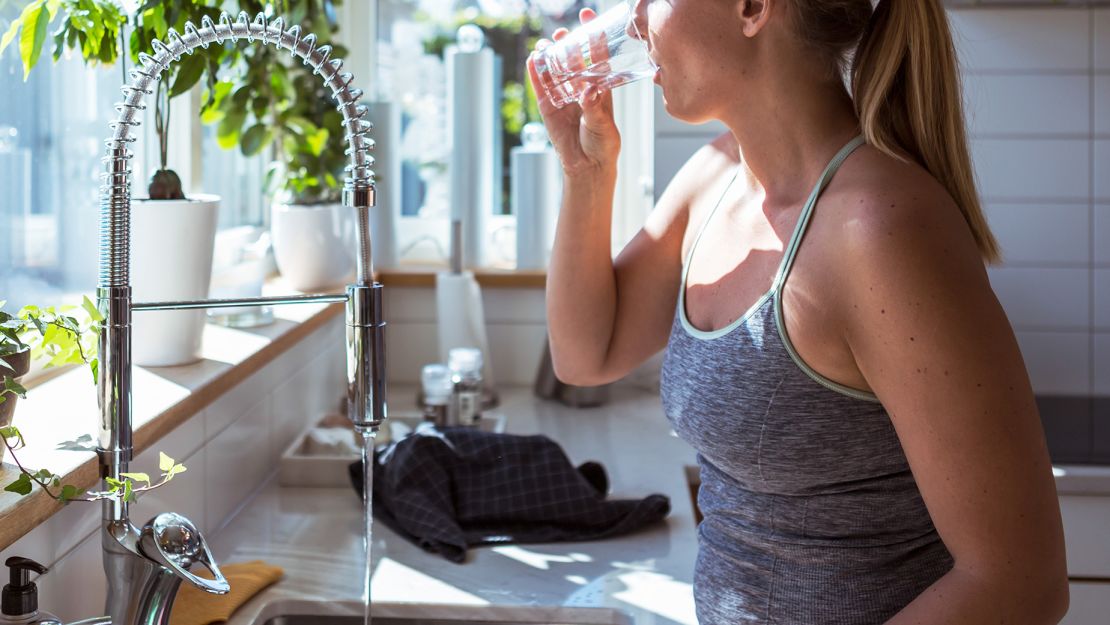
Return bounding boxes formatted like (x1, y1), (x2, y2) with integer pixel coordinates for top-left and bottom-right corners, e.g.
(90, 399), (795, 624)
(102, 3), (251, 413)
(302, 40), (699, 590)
(270, 202), (357, 291)
(131, 195), (220, 367)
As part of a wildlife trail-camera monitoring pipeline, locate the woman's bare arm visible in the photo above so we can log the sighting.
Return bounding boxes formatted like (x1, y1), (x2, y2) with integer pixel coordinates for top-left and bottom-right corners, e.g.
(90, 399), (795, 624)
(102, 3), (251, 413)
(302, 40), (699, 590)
(835, 177), (1069, 624)
(546, 139), (733, 386)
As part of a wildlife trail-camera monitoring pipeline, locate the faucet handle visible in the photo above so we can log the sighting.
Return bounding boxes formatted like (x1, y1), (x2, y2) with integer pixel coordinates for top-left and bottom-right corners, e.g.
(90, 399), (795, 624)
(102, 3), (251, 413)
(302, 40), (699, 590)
(138, 512), (231, 595)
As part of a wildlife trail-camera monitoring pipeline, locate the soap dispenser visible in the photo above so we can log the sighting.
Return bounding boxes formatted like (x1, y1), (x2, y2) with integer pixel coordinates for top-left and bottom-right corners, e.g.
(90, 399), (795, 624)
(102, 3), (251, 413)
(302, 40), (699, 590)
(0, 557), (59, 625)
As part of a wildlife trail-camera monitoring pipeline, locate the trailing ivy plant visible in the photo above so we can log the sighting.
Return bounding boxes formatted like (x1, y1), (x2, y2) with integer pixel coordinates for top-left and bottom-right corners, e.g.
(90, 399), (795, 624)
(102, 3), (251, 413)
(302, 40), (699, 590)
(0, 298), (186, 504)
(0, 0), (228, 200)
(203, 0), (348, 205)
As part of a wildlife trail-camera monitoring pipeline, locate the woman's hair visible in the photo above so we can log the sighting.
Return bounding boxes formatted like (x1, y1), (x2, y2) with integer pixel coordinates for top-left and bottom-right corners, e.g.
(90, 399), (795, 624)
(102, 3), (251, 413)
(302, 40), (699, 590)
(788, 0), (1001, 264)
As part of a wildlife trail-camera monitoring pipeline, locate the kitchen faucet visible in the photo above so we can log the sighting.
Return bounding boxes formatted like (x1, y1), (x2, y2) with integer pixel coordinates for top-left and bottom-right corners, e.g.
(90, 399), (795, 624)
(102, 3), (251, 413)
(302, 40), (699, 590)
(93, 12), (385, 625)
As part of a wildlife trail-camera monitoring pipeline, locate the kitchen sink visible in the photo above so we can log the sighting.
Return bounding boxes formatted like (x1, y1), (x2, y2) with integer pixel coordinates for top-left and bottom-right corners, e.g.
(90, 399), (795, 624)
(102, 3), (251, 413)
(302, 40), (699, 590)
(253, 601), (631, 625)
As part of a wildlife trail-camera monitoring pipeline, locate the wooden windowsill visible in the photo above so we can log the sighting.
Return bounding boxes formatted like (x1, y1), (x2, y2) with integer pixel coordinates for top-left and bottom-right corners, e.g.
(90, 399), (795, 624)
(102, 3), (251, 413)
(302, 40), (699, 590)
(375, 267), (546, 289)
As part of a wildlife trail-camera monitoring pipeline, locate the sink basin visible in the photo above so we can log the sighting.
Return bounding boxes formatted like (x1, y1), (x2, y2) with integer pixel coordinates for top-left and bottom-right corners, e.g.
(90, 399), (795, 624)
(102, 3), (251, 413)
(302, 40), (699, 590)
(264, 619), (619, 625)
(253, 601), (630, 625)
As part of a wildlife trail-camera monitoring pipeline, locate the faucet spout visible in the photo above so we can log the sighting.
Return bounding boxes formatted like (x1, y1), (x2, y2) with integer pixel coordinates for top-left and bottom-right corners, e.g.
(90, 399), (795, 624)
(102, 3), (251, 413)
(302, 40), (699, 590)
(95, 11), (379, 625)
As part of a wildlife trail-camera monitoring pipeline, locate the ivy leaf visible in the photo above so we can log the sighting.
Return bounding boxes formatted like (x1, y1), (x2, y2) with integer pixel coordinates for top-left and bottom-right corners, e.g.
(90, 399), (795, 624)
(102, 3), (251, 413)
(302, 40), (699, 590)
(166, 463), (187, 479)
(5, 473), (32, 496)
(120, 472), (150, 487)
(3, 376), (27, 399)
(81, 295), (103, 323)
(122, 479), (135, 502)
(169, 52), (204, 98)
(89, 358), (99, 385)
(60, 484), (82, 502)
(32, 468), (54, 482)
(19, 0), (49, 80)
(0, 426), (24, 447)
(158, 452), (175, 473)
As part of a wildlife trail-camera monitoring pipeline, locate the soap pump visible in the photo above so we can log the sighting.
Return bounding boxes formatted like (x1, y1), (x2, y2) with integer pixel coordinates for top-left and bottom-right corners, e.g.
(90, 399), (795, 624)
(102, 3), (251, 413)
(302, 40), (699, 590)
(0, 557), (59, 625)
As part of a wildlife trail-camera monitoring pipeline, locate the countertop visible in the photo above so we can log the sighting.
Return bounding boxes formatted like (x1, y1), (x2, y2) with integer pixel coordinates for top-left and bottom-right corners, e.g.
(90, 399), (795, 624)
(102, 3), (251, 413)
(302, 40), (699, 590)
(208, 384), (1110, 625)
(213, 385), (701, 625)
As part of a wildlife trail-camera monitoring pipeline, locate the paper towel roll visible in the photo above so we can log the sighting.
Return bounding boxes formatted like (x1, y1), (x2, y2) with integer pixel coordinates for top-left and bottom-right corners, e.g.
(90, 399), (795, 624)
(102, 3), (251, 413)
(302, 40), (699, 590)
(368, 100), (401, 269)
(447, 25), (499, 269)
(435, 270), (496, 389)
(512, 125), (562, 270)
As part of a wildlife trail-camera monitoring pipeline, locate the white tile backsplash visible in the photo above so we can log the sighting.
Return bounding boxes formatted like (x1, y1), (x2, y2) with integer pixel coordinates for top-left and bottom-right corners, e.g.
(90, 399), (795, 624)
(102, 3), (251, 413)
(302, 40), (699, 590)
(948, 8), (1090, 72)
(989, 267), (1090, 328)
(1061, 581), (1110, 625)
(486, 323), (549, 387)
(971, 139), (1089, 201)
(1014, 331), (1091, 396)
(1097, 205), (1110, 265)
(1097, 269), (1110, 329)
(3, 496), (99, 570)
(1096, 9), (1110, 71)
(985, 204), (1090, 265)
(205, 395), (273, 534)
(1096, 140), (1110, 200)
(35, 531), (105, 622)
(1059, 495), (1110, 578)
(1095, 334), (1110, 395)
(386, 321), (440, 385)
(1096, 76), (1110, 136)
(963, 74), (1090, 136)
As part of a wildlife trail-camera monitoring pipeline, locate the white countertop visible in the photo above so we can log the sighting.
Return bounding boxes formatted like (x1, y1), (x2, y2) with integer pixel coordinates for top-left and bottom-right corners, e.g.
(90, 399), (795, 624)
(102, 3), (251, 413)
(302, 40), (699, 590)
(213, 385), (701, 625)
(208, 384), (1110, 625)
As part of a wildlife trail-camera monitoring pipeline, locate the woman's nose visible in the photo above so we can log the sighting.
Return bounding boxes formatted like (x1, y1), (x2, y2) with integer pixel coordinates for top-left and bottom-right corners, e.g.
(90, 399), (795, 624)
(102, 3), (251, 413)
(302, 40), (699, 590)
(626, 0), (649, 41)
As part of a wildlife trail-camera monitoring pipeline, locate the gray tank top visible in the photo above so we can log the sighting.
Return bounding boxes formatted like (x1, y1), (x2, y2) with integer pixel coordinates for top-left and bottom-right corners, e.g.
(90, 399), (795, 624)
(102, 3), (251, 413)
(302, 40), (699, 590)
(660, 136), (954, 624)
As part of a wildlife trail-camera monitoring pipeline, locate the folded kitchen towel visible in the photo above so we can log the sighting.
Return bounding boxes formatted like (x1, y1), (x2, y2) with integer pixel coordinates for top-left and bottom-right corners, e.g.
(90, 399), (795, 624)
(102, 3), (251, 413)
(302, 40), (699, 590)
(349, 428), (670, 563)
(169, 560), (284, 625)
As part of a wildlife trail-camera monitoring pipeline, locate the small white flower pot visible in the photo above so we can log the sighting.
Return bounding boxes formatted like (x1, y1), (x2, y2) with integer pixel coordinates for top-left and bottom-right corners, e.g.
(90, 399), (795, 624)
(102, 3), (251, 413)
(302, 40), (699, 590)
(131, 195), (220, 367)
(270, 202), (357, 291)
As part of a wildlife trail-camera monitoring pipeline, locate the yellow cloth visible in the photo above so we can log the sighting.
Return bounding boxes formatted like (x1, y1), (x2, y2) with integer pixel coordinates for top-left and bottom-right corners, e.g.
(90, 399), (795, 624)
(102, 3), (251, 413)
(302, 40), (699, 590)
(169, 561), (284, 625)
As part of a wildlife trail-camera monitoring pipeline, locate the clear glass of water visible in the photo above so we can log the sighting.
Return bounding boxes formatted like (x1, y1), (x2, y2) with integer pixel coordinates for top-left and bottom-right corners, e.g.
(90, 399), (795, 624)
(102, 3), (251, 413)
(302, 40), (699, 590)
(531, 1), (656, 109)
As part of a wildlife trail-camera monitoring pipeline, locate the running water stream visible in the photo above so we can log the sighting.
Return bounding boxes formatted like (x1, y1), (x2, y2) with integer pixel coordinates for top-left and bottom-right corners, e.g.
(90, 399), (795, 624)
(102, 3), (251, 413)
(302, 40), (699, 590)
(359, 428), (376, 625)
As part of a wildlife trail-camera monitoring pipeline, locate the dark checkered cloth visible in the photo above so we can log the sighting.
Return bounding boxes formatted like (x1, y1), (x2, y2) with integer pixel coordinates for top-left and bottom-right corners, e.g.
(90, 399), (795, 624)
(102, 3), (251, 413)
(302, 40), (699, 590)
(349, 427), (670, 563)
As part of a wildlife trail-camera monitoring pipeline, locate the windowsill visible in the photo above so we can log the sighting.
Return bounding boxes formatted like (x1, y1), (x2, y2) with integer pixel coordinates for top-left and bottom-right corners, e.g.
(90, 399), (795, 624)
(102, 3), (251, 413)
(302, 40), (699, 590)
(377, 267), (546, 289)
(0, 287), (343, 551)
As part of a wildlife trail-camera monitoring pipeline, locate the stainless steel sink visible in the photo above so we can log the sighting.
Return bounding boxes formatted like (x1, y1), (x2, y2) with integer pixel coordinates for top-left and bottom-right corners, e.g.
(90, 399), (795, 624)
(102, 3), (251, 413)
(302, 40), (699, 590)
(252, 602), (631, 625)
(263, 618), (617, 625)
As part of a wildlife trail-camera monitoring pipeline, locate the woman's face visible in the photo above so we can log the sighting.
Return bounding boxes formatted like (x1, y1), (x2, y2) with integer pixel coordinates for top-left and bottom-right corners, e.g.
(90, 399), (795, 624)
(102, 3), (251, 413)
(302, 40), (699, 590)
(630, 0), (779, 123)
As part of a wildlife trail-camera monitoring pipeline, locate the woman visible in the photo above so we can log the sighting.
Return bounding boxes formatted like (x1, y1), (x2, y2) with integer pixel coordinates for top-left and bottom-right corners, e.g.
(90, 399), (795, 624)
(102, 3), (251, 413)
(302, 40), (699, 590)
(529, 0), (1070, 623)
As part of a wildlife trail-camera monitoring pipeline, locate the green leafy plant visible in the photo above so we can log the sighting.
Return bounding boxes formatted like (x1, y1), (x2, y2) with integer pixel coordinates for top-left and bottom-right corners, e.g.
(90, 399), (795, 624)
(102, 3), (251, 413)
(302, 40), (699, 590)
(205, 0), (347, 205)
(0, 298), (185, 504)
(0, 0), (227, 199)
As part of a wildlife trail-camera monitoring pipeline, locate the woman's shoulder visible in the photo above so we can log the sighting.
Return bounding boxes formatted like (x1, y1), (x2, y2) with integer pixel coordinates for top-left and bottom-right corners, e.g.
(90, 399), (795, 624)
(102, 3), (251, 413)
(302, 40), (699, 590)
(821, 144), (971, 248)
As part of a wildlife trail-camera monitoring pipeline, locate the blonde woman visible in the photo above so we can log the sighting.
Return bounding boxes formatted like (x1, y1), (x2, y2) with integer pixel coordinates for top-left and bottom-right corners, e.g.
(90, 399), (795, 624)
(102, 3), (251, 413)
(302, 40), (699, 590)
(530, 0), (1069, 622)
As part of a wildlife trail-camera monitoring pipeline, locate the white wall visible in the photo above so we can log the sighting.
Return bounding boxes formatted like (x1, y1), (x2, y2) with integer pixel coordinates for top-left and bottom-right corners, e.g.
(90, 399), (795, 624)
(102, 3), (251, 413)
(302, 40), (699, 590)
(0, 319), (347, 622)
(652, 6), (1110, 400)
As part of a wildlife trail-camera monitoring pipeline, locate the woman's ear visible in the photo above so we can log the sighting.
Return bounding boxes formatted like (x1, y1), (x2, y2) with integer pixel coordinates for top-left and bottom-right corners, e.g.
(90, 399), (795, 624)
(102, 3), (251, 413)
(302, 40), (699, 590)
(739, 0), (773, 38)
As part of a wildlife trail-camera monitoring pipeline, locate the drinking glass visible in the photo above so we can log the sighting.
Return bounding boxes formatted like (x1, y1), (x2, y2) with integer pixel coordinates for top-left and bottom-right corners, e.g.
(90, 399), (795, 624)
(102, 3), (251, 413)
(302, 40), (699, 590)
(531, 2), (656, 109)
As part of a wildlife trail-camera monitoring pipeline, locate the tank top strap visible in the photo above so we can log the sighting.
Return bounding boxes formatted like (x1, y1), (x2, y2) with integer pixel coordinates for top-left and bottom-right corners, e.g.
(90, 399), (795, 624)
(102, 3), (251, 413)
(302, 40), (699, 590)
(770, 135), (867, 295)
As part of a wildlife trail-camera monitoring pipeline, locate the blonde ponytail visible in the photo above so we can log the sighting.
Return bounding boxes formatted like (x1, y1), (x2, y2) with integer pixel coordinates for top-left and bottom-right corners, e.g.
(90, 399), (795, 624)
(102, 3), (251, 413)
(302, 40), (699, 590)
(851, 0), (1000, 264)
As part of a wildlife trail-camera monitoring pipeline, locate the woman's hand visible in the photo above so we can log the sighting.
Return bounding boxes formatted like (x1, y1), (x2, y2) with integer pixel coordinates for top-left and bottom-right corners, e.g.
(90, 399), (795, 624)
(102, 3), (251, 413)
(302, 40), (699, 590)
(527, 8), (621, 178)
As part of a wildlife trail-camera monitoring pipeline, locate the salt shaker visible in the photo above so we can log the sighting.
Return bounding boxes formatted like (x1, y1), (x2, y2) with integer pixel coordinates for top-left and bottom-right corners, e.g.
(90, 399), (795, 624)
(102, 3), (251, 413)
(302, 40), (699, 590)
(448, 348), (483, 426)
(421, 364), (453, 427)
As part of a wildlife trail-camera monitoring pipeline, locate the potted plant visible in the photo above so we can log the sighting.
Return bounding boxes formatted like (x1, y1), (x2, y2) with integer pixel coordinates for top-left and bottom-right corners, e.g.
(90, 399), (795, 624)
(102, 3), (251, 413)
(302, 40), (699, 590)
(1, 0), (226, 366)
(209, 0), (357, 291)
(0, 298), (187, 503)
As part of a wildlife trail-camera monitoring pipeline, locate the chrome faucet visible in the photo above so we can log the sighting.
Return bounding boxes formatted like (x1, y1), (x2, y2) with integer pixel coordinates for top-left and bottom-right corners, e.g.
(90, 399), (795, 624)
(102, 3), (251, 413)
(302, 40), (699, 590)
(93, 12), (385, 625)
